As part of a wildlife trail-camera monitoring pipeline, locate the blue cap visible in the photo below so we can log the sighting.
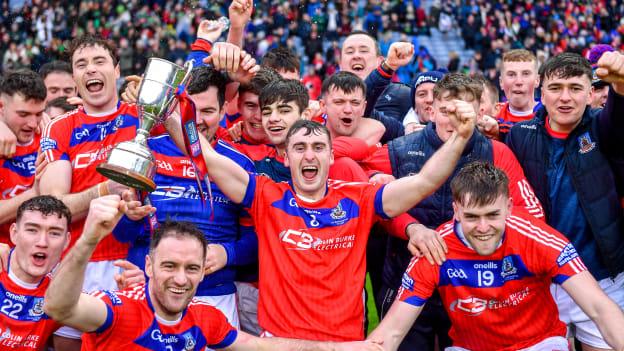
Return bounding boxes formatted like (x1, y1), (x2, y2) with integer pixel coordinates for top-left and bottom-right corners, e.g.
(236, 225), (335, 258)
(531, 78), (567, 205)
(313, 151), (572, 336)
(412, 70), (445, 89)
(410, 70), (447, 108)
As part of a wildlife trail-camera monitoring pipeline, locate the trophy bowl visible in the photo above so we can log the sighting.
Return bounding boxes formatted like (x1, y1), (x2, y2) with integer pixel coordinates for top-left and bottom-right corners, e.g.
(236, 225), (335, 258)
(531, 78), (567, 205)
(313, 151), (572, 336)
(96, 58), (193, 192)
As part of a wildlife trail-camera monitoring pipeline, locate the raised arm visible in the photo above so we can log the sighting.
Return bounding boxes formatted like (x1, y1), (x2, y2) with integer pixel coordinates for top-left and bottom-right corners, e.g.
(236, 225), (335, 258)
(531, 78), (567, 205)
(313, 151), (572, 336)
(43, 195), (126, 331)
(595, 51), (624, 155)
(39, 160), (128, 221)
(562, 271), (624, 350)
(163, 114), (250, 204)
(227, 0), (252, 48)
(382, 100), (476, 217)
(363, 42), (415, 117)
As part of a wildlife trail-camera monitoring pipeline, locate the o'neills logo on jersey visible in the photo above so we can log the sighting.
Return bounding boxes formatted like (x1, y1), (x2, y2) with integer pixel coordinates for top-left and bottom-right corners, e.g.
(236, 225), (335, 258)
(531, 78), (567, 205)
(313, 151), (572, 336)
(279, 229), (355, 251)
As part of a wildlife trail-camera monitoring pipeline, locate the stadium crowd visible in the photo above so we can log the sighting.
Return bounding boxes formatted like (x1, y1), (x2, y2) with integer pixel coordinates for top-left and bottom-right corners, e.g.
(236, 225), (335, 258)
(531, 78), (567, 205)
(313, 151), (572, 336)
(1, 0), (624, 351)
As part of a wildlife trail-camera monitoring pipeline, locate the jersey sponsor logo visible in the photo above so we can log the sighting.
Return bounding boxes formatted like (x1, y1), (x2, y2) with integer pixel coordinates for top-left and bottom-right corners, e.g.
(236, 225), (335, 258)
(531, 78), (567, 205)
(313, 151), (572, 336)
(446, 268), (468, 279)
(278, 229), (355, 251)
(407, 150), (426, 157)
(0, 327), (12, 341)
(73, 145), (114, 169)
(39, 138), (57, 152)
(449, 287), (531, 316)
(519, 124), (537, 130)
(0, 327), (43, 348)
(151, 185), (226, 203)
(556, 243), (579, 267)
(401, 272), (415, 291)
(2, 185), (30, 199)
(577, 132), (596, 154)
(449, 297), (487, 316)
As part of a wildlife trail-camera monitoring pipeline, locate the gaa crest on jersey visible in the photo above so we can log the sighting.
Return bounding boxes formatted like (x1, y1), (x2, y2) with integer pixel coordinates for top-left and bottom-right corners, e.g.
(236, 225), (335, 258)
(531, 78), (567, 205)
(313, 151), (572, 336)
(500, 256), (518, 279)
(330, 203), (346, 220)
(28, 297), (44, 317)
(113, 115), (124, 131)
(183, 332), (196, 350)
(577, 132), (596, 154)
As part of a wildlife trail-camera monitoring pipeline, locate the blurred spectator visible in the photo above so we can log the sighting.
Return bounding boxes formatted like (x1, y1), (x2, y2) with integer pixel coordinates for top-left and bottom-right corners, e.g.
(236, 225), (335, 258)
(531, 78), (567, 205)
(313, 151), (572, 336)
(0, 0), (431, 85)
(301, 65), (322, 100)
(450, 0), (624, 86)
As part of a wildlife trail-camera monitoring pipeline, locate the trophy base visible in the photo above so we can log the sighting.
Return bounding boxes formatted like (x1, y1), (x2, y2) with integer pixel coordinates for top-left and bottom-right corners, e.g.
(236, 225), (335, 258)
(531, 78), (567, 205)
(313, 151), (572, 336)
(97, 163), (156, 192)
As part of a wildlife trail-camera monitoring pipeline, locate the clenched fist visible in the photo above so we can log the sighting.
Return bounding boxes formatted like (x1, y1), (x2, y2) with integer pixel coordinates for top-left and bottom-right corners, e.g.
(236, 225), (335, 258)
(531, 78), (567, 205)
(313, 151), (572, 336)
(385, 42), (415, 71)
(446, 99), (476, 139)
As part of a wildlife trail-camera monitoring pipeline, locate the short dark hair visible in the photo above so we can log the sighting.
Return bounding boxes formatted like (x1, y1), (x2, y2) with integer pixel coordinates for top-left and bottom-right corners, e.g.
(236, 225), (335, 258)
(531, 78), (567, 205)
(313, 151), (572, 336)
(187, 66), (228, 108)
(239, 67), (282, 96)
(433, 72), (483, 102)
(262, 47), (300, 75)
(68, 34), (118, 66)
(539, 53), (592, 83)
(344, 30), (381, 56)
(259, 79), (309, 113)
(149, 221), (208, 259)
(472, 73), (499, 104)
(451, 161), (509, 208)
(38, 60), (73, 79)
(16, 195), (71, 229)
(321, 71), (366, 97)
(285, 119), (331, 149)
(46, 96), (76, 114)
(0, 69), (47, 102)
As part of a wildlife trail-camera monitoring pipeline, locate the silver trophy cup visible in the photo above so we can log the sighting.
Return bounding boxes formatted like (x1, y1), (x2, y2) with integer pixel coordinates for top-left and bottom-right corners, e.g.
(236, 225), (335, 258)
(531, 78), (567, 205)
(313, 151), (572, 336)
(96, 58), (193, 192)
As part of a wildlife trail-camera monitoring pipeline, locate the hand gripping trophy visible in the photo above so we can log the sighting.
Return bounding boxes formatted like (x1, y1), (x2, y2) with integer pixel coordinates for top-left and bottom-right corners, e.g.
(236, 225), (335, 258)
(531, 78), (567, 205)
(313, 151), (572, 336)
(97, 58), (193, 191)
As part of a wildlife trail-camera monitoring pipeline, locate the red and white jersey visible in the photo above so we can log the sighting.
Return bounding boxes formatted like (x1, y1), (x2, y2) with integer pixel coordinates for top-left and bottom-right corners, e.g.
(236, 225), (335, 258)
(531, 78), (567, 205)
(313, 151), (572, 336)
(0, 266), (60, 350)
(41, 103), (139, 261)
(398, 212), (587, 351)
(241, 175), (388, 341)
(0, 135), (40, 244)
(83, 284), (237, 350)
(496, 101), (541, 138)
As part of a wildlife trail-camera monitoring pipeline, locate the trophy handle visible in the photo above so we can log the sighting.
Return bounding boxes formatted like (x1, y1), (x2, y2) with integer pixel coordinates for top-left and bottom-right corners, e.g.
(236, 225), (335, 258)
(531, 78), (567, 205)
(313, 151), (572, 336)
(163, 60), (195, 119)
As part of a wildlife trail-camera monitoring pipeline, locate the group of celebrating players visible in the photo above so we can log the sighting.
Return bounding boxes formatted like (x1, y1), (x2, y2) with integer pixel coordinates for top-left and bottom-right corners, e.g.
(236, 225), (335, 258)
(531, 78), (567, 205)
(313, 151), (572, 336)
(1, 0), (624, 350)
